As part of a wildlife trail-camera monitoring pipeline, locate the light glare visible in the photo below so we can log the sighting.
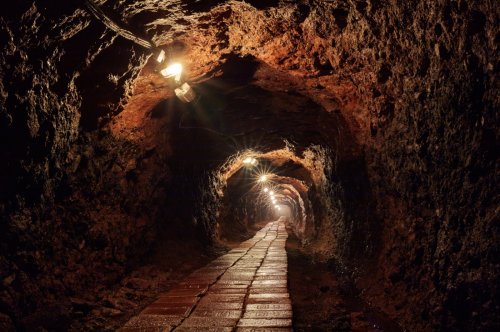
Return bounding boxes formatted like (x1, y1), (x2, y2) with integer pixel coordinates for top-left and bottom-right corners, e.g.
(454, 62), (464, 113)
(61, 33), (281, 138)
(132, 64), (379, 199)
(161, 63), (183, 81)
(243, 157), (257, 166)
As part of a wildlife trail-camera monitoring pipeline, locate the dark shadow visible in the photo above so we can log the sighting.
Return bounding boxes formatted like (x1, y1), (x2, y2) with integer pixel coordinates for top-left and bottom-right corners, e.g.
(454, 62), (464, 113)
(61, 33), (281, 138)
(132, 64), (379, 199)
(246, 0), (281, 10)
(181, 0), (226, 14)
(218, 53), (260, 85)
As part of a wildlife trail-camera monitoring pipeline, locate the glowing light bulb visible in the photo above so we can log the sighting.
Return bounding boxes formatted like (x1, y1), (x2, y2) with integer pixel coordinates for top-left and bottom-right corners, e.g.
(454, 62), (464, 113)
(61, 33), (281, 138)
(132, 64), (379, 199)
(243, 157), (257, 166)
(258, 175), (268, 183)
(269, 191), (274, 195)
(161, 62), (183, 81)
(263, 187), (269, 193)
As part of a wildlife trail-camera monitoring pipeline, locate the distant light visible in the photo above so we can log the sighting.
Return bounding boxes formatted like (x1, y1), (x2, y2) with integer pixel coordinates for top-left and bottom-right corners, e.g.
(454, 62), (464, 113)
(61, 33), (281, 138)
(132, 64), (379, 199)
(243, 157), (257, 166)
(161, 62), (183, 82)
(258, 175), (268, 183)
(156, 50), (166, 63)
(175, 83), (196, 103)
(263, 187), (269, 193)
(274, 205), (279, 209)
(269, 191), (274, 195)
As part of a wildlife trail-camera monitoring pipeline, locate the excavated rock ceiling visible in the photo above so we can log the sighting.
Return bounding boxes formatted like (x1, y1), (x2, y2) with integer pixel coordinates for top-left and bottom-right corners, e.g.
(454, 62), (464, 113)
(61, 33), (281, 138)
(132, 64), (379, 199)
(108, 2), (499, 330)
(0, 0), (498, 331)
(113, 0), (366, 156)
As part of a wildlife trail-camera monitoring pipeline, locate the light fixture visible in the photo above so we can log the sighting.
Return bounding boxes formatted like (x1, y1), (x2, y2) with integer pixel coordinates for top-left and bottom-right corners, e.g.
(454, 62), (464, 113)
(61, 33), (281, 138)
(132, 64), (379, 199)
(155, 51), (196, 103)
(269, 190), (274, 195)
(258, 175), (268, 183)
(243, 157), (257, 166)
(156, 49), (166, 63)
(83, 2), (196, 104)
(160, 63), (183, 82)
(174, 83), (196, 103)
(263, 187), (269, 193)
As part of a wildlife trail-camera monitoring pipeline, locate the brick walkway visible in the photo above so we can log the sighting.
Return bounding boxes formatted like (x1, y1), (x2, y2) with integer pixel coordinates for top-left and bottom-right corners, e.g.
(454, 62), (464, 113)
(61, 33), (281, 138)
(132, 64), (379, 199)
(120, 220), (292, 331)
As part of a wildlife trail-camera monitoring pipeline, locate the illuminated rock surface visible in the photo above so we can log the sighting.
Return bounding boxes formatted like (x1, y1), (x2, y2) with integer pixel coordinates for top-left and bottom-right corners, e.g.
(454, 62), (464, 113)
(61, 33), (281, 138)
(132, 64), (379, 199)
(0, 0), (498, 331)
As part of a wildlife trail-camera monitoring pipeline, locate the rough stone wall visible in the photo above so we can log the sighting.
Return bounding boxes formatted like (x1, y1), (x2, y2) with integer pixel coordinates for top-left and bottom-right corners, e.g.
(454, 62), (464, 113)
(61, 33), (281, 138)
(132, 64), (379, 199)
(361, 1), (500, 329)
(199, 1), (499, 330)
(0, 0), (498, 331)
(0, 1), (162, 329)
(142, 0), (497, 330)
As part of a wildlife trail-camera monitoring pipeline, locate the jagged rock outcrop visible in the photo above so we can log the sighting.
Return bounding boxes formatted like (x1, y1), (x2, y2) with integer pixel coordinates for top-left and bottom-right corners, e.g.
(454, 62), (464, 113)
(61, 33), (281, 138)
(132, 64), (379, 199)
(1, 0), (498, 330)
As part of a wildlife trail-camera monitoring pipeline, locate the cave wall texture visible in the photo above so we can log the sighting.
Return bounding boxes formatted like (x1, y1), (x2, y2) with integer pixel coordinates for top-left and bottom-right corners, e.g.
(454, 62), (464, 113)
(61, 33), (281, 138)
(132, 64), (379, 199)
(0, 0), (498, 331)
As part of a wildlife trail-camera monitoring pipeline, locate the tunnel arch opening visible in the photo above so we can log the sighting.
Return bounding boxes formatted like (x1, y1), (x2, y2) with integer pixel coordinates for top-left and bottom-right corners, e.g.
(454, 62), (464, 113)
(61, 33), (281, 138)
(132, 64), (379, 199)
(1, 1), (496, 331)
(115, 53), (381, 272)
(202, 140), (376, 272)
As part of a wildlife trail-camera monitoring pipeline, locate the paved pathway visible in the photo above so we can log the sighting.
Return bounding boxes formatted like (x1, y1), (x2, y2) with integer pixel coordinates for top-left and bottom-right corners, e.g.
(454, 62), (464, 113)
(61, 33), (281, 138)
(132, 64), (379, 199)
(120, 220), (292, 331)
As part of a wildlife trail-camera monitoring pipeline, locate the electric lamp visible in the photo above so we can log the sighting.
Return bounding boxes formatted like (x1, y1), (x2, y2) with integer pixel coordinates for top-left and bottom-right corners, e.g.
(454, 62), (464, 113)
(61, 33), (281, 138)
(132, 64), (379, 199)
(243, 157), (257, 166)
(156, 50), (166, 63)
(175, 83), (196, 103)
(161, 63), (183, 82)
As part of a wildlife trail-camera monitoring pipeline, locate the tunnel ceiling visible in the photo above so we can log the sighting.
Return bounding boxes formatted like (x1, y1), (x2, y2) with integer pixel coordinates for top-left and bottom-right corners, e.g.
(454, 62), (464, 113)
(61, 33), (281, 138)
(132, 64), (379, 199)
(111, 0), (363, 159)
(0, 0), (498, 331)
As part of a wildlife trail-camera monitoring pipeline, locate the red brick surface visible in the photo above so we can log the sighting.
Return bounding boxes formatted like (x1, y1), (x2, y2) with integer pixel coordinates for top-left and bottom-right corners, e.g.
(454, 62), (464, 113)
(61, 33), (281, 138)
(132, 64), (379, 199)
(120, 221), (292, 331)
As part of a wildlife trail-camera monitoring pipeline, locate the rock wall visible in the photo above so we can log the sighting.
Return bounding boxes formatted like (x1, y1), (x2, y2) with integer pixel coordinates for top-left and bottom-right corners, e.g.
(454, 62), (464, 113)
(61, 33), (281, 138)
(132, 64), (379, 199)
(0, 1), (171, 329)
(1, 0), (498, 331)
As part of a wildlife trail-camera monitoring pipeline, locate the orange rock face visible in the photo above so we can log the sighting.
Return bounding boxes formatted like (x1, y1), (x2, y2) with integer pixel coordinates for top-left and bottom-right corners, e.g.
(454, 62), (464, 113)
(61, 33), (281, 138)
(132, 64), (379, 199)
(0, 1), (498, 331)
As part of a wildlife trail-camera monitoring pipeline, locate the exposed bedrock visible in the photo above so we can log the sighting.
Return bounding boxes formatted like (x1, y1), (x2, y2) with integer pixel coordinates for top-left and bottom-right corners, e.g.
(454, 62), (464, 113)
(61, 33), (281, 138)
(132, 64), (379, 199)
(0, 0), (498, 331)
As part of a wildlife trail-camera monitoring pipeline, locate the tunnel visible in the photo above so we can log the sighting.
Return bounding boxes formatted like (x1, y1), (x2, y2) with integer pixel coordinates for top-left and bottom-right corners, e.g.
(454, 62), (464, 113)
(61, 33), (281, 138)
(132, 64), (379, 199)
(0, 0), (498, 331)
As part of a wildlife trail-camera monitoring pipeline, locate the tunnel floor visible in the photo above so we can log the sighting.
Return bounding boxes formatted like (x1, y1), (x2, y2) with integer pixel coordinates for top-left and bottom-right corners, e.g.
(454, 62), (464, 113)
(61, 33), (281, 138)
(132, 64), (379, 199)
(118, 219), (403, 332)
(286, 234), (403, 332)
(120, 220), (291, 331)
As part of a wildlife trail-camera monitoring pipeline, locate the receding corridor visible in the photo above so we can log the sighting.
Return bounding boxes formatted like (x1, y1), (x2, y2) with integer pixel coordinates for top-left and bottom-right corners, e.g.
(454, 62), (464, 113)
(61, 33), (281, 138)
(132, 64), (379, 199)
(121, 220), (291, 331)
(1, 1), (498, 331)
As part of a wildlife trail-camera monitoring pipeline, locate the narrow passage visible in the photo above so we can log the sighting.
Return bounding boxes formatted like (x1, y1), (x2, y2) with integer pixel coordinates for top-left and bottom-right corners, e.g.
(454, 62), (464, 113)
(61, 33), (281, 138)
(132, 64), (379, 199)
(120, 220), (291, 331)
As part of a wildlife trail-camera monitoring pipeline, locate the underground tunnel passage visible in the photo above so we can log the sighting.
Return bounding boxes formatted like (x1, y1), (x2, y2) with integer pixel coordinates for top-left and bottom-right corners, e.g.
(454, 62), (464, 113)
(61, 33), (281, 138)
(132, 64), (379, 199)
(0, 0), (498, 331)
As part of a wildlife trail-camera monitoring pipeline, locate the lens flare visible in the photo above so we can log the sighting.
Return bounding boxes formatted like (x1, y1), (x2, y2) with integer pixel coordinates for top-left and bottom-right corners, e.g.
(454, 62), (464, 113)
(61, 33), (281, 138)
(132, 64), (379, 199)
(160, 63), (183, 81)
(243, 157), (257, 166)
